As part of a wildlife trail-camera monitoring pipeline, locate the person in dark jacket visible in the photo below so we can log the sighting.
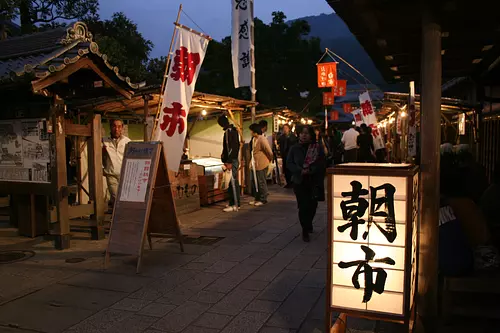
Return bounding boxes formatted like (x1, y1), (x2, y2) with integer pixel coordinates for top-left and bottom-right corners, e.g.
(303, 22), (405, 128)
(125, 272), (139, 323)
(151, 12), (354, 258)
(218, 115), (240, 212)
(278, 124), (297, 188)
(357, 124), (375, 162)
(287, 125), (326, 242)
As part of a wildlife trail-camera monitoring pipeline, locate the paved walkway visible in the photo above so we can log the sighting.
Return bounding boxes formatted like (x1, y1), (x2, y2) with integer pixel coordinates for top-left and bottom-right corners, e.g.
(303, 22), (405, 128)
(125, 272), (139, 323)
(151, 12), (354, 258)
(0, 186), (387, 333)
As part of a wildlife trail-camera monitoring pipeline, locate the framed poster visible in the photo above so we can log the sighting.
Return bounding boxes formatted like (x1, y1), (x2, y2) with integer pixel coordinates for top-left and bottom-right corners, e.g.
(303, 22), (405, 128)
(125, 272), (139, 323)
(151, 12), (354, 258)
(0, 118), (50, 183)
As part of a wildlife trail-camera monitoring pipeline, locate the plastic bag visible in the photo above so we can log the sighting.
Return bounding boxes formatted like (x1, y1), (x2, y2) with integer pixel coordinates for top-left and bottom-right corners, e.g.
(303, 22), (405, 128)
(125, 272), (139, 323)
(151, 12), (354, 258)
(221, 168), (232, 191)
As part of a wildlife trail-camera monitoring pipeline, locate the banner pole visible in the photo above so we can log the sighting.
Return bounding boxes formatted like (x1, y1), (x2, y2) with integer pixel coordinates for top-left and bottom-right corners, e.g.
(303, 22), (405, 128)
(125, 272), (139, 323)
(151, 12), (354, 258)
(250, 0), (256, 123)
(150, 4), (183, 141)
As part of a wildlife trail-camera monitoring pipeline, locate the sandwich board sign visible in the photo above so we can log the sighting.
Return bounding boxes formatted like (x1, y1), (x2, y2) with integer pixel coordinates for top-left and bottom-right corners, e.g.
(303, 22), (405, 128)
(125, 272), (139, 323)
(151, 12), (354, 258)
(105, 141), (184, 273)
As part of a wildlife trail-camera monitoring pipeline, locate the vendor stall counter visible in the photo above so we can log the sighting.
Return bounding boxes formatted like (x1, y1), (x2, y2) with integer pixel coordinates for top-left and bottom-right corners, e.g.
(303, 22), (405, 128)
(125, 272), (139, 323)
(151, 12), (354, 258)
(192, 157), (229, 206)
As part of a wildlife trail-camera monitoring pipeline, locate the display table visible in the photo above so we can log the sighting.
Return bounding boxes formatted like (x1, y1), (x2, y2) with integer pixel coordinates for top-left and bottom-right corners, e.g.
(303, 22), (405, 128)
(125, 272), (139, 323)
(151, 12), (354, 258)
(192, 157), (229, 206)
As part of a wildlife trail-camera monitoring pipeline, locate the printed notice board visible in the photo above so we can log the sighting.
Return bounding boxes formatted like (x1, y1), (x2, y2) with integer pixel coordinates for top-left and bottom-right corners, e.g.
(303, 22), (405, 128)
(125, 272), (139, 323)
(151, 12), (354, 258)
(105, 142), (184, 273)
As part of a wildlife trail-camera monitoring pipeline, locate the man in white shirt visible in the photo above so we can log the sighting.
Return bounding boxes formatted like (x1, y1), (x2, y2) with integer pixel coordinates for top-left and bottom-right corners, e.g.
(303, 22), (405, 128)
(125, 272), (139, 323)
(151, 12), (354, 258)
(341, 125), (359, 163)
(102, 119), (131, 205)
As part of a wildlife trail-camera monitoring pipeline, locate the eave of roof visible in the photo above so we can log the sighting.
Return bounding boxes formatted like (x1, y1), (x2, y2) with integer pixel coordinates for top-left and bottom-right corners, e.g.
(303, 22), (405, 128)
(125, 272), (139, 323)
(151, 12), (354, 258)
(325, 0), (500, 84)
(0, 22), (145, 90)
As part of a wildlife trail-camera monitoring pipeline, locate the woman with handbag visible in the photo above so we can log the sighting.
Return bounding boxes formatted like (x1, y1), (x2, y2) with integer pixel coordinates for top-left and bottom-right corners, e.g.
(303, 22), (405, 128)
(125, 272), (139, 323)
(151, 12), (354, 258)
(287, 125), (326, 242)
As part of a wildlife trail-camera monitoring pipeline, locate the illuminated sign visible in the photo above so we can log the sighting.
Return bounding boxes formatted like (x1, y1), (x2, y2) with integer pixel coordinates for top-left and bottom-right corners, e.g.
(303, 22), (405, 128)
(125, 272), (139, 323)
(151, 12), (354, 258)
(327, 164), (419, 329)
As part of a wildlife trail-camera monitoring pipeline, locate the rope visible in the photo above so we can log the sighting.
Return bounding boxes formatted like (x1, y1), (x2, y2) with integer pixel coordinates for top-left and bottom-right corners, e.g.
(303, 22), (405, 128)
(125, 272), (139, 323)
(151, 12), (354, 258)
(316, 49), (330, 65)
(181, 9), (207, 35)
(325, 48), (404, 112)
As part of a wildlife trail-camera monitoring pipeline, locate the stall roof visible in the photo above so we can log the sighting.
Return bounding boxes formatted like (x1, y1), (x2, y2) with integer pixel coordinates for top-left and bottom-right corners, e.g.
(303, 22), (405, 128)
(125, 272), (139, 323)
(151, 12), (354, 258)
(377, 91), (475, 120)
(71, 86), (258, 118)
(326, 0), (500, 84)
(0, 22), (145, 93)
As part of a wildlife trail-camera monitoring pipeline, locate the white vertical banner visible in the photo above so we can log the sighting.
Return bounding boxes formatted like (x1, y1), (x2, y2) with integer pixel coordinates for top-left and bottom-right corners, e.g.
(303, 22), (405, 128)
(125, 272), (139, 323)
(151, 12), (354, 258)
(359, 91), (385, 150)
(408, 81), (417, 157)
(232, 0), (254, 88)
(352, 109), (363, 127)
(154, 27), (209, 171)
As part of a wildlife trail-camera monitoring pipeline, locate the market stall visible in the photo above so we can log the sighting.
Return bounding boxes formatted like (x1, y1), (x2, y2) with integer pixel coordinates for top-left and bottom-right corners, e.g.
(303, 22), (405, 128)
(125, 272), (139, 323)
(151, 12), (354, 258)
(79, 89), (258, 207)
(0, 22), (146, 247)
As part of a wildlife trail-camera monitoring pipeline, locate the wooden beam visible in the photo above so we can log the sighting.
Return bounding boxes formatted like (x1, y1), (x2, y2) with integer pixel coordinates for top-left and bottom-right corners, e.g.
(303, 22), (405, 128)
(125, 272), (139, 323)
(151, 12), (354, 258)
(417, 4), (441, 328)
(143, 95), (150, 142)
(68, 203), (94, 219)
(88, 113), (105, 240)
(52, 105), (71, 249)
(65, 119), (92, 137)
(32, 58), (133, 99)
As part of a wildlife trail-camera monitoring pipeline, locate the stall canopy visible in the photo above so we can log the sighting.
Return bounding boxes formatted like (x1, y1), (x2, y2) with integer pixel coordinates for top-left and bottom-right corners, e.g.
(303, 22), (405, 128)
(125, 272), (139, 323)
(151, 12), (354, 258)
(72, 86), (257, 119)
(326, 0), (500, 84)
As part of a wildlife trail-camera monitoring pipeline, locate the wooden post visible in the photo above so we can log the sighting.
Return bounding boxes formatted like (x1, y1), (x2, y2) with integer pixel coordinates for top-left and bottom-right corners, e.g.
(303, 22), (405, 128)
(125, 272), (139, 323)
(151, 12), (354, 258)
(417, 2), (441, 327)
(88, 113), (105, 240)
(239, 110), (245, 195)
(52, 107), (70, 249)
(250, 0), (256, 123)
(143, 95), (150, 142)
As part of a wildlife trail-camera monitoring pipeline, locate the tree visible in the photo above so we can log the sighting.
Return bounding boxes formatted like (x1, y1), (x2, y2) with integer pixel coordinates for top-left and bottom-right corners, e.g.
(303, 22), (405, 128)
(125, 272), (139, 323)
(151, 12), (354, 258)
(6, 0), (99, 34)
(193, 11), (323, 113)
(85, 12), (153, 82)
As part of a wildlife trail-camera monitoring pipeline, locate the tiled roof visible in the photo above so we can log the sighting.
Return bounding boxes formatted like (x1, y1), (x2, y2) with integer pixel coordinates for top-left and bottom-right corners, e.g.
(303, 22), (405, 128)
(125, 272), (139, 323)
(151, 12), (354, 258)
(0, 22), (145, 89)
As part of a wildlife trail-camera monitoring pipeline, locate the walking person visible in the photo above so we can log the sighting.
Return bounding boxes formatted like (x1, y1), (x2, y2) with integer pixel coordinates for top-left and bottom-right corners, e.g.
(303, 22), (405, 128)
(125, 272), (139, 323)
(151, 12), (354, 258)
(357, 124), (375, 162)
(328, 125), (343, 165)
(341, 124), (359, 163)
(249, 123), (274, 206)
(287, 125), (326, 242)
(278, 124), (297, 188)
(218, 115), (241, 212)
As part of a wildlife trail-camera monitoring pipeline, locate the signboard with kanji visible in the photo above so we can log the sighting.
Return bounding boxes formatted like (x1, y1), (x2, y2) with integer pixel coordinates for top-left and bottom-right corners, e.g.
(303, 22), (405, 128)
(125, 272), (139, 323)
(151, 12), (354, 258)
(323, 92), (334, 106)
(330, 111), (339, 121)
(343, 103), (353, 114)
(105, 142), (184, 273)
(333, 80), (347, 96)
(317, 62), (337, 88)
(326, 164), (419, 332)
(359, 92), (384, 151)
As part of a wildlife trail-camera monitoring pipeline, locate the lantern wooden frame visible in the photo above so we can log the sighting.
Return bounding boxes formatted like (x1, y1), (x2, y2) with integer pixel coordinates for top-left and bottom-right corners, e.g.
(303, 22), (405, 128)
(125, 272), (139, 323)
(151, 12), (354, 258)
(326, 163), (419, 332)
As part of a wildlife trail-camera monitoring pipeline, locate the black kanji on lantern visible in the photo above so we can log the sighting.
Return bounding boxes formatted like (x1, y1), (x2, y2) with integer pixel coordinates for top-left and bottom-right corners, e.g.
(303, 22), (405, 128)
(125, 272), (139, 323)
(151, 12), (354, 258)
(338, 245), (396, 303)
(240, 50), (250, 68)
(235, 0), (248, 10)
(338, 181), (369, 240)
(363, 183), (397, 243)
(239, 19), (249, 39)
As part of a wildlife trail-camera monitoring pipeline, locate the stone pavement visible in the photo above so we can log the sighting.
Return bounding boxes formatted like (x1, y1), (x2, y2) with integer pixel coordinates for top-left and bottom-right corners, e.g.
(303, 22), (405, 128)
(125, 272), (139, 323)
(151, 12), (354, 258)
(0, 186), (391, 333)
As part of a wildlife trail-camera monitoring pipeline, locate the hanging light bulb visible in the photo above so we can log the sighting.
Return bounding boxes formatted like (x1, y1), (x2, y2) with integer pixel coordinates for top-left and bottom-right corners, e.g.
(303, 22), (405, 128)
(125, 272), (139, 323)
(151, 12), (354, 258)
(400, 111), (407, 118)
(201, 110), (207, 116)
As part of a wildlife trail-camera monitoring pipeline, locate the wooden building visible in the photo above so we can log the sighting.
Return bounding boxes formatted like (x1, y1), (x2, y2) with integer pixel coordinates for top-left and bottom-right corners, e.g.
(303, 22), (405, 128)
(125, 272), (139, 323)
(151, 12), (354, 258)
(325, 0), (500, 330)
(0, 22), (146, 248)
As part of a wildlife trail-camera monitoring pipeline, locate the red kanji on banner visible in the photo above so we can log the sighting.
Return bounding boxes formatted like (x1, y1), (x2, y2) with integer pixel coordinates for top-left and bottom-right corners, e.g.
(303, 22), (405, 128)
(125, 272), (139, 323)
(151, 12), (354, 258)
(361, 100), (374, 116)
(330, 111), (339, 121)
(343, 103), (352, 113)
(160, 102), (186, 137)
(333, 80), (347, 96)
(317, 62), (337, 88)
(354, 113), (362, 122)
(170, 46), (201, 85)
(369, 124), (380, 138)
(323, 92), (334, 105)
